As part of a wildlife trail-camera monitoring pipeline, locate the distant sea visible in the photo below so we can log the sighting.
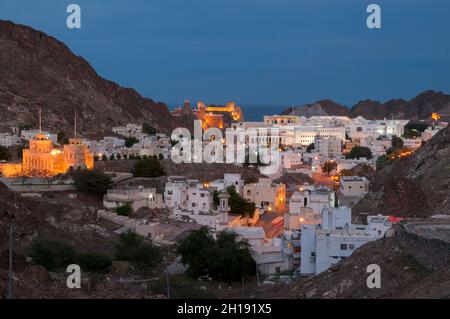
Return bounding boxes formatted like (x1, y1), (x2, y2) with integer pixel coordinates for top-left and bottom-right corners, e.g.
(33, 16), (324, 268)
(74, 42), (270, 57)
(241, 105), (289, 121)
(169, 104), (288, 122)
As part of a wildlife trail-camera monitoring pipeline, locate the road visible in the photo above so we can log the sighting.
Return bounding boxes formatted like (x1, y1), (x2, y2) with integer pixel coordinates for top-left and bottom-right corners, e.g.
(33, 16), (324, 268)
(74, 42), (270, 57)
(256, 211), (285, 238)
(312, 173), (335, 189)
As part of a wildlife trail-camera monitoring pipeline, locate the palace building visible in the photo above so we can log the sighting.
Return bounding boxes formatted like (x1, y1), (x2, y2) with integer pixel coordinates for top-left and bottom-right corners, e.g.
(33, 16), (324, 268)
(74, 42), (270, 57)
(21, 134), (93, 176)
(196, 101), (244, 130)
(0, 110), (94, 177)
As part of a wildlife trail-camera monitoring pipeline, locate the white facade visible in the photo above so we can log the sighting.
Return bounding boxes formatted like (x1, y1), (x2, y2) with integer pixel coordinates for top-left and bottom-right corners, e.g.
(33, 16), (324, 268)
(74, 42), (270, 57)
(300, 207), (392, 275)
(0, 133), (20, 147)
(103, 186), (163, 212)
(164, 176), (189, 209)
(345, 117), (408, 141)
(314, 136), (342, 159)
(21, 130), (57, 144)
(360, 137), (391, 158)
(289, 187), (335, 216)
(223, 173), (245, 195)
(336, 157), (374, 173)
(280, 150), (303, 169)
(402, 138), (422, 150)
(231, 227), (289, 275)
(112, 123), (143, 138)
(85, 137), (126, 158)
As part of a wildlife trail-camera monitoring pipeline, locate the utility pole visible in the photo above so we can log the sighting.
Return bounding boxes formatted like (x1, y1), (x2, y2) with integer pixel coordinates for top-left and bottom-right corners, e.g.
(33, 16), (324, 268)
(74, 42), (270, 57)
(8, 225), (14, 299)
(165, 249), (170, 299)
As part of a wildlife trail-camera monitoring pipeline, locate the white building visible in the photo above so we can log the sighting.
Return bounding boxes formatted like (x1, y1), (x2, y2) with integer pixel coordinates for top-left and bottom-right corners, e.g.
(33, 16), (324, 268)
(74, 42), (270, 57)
(21, 130), (57, 144)
(85, 137), (126, 158)
(289, 187), (336, 216)
(421, 127), (443, 142)
(103, 186), (163, 212)
(231, 226), (289, 275)
(402, 138), (422, 150)
(345, 117), (408, 142)
(243, 178), (286, 212)
(300, 207), (392, 275)
(360, 137), (391, 158)
(339, 176), (369, 198)
(336, 157), (374, 173)
(314, 136), (342, 159)
(164, 176), (189, 209)
(280, 150), (303, 169)
(112, 123), (143, 138)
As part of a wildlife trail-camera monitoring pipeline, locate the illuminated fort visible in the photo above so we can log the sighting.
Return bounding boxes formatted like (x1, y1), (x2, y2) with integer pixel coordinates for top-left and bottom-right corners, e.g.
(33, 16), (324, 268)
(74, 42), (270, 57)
(0, 111), (94, 177)
(22, 134), (93, 175)
(195, 101), (244, 130)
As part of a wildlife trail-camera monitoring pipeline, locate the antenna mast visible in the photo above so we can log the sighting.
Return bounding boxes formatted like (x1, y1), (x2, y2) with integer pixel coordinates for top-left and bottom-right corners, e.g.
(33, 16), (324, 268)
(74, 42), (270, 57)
(74, 108), (77, 138)
(39, 108), (42, 132)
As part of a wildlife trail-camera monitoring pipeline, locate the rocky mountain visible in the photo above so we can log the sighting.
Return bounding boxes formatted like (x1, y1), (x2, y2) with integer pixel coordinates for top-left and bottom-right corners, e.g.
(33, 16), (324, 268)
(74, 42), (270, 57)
(0, 20), (176, 138)
(282, 99), (350, 117)
(282, 90), (450, 121)
(353, 124), (450, 219)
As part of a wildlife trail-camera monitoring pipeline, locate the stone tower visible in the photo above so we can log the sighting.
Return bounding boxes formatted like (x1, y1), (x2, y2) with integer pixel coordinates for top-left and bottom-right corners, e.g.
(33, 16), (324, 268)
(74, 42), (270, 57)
(218, 189), (230, 224)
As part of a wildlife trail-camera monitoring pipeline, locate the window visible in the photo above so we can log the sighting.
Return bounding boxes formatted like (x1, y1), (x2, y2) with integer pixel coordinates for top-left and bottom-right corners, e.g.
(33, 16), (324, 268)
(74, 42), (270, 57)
(340, 244), (348, 250)
(349, 244), (355, 250)
(200, 193), (205, 198)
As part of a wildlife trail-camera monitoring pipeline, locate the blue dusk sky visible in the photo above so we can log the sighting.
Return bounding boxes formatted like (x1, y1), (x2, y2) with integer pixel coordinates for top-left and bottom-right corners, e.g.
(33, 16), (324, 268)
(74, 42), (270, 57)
(1, 0), (449, 108)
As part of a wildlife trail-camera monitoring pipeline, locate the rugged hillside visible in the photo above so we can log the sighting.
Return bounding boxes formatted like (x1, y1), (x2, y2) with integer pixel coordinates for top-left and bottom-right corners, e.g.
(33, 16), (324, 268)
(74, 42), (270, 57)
(0, 20), (175, 138)
(283, 90), (450, 121)
(282, 99), (350, 117)
(353, 125), (450, 219)
(0, 182), (160, 299)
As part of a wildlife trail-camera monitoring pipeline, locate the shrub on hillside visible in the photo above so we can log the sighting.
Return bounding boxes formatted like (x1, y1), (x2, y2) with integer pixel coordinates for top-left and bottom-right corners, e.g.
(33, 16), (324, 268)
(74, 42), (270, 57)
(72, 170), (113, 197)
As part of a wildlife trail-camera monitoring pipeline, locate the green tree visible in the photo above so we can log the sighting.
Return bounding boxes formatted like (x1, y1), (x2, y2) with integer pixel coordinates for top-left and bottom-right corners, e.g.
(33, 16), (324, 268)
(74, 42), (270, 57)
(403, 123), (428, 139)
(28, 239), (112, 273)
(57, 131), (69, 145)
(17, 145), (25, 159)
(322, 161), (337, 175)
(306, 143), (315, 153)
(116, 203), (133, 216)
(391, 135), (404, 149)
(345, 146), (372, 159)
(131, 156), (165, 178)
(376, 155), (389, 171)
(28, 240), (77, 271)
(226, 186), (255, 217)
(208, 231), (256, 282)
(115, 231), (161, 270)
(142, 123), (157, 135)
(72, 170), (113, 198)
(77, 252), (112, 273)
(0, 146), (10, 161)
(177, 227), (215, 278)
(125, 136), (139, 148)
(177, 227), (256, 282)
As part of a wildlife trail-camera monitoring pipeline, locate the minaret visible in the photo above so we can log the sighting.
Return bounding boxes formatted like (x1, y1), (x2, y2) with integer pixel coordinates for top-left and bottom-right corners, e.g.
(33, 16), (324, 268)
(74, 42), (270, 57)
(218, 190), (230, 225)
